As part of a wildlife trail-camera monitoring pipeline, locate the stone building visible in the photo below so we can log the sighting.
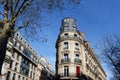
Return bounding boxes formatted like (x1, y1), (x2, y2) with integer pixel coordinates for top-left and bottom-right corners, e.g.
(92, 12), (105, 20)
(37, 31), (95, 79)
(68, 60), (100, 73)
(56, 17), (107, 80)
(1, 32), (54, 80)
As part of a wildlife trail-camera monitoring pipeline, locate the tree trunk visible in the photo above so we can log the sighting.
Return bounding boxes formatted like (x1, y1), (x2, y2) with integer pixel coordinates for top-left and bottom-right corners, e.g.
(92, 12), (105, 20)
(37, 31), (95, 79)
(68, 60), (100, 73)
(0, 34), (10, 75)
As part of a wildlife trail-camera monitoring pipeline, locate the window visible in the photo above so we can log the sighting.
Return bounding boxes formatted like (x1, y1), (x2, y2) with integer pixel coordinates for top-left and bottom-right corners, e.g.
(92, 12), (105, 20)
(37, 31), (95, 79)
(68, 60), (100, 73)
(64, 33), (68, 38)
(12, 52), (15, 57)
(6, 71), (10, 80)
(75, 54), (81, 63)
(73, 25), (76, 28)
(64, 19), (67, 22)
(9, 60), (13, 68)
(85, 54), (87, 61)
(14, 41), (17, 46)
(20, 58), (29, 76)
(64, 66), (69, 77)
(18, 76), (21, 80)
(64, 53), (68, 61)
(12, 73), (16, 80)
(17, 54), (19, 60)
(66, 19), (69, 21)
(75, 43), (79, 50)
(33, 73), (35, 79)
(65, 26), (68, 27)
(23, 49), (31, 58)
(16, 33), (19, 39)
(15, 63), (18, 71)
(22, 77), (25, 80)
(19, 45), (21, 50)
(64, 42), (68, 49)
(74, 34), (77, 38)
(76, 54), (79, 59)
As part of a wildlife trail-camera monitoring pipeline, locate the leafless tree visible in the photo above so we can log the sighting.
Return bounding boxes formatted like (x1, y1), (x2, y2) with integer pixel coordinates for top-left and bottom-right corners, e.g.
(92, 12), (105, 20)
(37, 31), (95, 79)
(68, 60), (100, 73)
(0, 0), (81, 75)
(98, 34), (120, 80)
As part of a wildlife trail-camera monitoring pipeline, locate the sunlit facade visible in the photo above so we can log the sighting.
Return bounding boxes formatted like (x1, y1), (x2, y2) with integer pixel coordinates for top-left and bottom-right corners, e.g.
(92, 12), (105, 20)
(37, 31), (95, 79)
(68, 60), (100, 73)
(56, 17), (107, 80)
(1, 32), (55, 80)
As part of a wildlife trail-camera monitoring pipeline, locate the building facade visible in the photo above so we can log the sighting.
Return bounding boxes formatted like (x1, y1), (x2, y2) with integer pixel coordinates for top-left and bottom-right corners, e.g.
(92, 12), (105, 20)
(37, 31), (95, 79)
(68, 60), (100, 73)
(1, 32), (54, 80)
(56, 17), (107, 80)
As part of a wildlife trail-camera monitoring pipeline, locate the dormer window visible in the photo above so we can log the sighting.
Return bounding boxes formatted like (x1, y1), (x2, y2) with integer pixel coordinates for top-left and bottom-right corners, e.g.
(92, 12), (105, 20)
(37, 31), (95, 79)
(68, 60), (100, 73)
(73, 25), (76, 28)
(64, 19), (67, 22)
(64, 26), (68, 27)
(66, 19), (70, 21)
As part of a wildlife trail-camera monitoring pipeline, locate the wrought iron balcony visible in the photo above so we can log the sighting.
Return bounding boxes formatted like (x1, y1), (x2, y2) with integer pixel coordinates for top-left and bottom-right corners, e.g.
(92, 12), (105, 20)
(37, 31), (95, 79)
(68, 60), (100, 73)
(74, 58), (82, 64)
(58, 73), (94, 80)
(57, 35), (82, 43)
(61, 58), (70, 63)
(59, 73), (80, 78)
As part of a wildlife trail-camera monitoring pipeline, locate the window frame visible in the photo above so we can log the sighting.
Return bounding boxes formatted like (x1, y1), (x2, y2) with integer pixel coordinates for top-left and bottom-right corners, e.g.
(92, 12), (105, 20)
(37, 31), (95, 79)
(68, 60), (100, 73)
(64, 66), (69, 77)
(64, 42), (69, 49)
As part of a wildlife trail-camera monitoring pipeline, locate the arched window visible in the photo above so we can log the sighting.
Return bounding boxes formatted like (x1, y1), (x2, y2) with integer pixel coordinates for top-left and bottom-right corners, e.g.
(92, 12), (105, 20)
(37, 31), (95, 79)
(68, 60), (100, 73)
(75, 43), (79, 50)
(64, 33), (68, 38)
(74, 34), (77, 38)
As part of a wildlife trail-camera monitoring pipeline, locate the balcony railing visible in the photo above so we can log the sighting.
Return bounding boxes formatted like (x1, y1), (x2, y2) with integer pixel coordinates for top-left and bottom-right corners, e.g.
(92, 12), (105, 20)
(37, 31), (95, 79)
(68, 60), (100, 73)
(59, 73), (80, 78)
(61, 58), (70, 63)
(58, 73), (94, 80)
(74, 58), (82, 64)
(58, 35), (82, 42)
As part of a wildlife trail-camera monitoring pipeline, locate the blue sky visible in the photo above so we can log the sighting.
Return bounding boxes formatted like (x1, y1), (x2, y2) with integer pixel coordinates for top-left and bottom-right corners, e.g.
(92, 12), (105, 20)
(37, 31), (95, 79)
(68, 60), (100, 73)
(27, 0), (120, 80)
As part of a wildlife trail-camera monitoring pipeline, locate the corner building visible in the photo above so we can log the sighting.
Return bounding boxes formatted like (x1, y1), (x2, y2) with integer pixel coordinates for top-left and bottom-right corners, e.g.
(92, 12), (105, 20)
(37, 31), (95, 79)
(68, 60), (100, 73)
(56, 17), (107, 80)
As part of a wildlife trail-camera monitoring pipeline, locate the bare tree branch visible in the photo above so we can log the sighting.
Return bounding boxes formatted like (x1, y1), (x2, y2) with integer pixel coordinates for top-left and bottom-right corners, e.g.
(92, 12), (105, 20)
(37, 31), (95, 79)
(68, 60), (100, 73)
(12, 0), (27, 22)
(98, 34), (120, 79)
(0, 0), (81, 75)
(13, 0), (20, 13)
(0, 12), (4, 17)
(10, 0), (14, 21)
(4, 0), (9, 23)
(14, 21), (29, 32)
(0, 0), (4, 4)
(12, 0), (33, 23)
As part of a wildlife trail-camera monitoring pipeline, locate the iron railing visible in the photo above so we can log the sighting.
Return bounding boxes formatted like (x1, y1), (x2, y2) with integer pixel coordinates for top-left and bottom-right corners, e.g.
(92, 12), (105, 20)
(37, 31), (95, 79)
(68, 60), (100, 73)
(58, 35), (83, 43)
(74, 58), (82, 64)
(59, 73), (80, 77)
(61, 58), (70, 63)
